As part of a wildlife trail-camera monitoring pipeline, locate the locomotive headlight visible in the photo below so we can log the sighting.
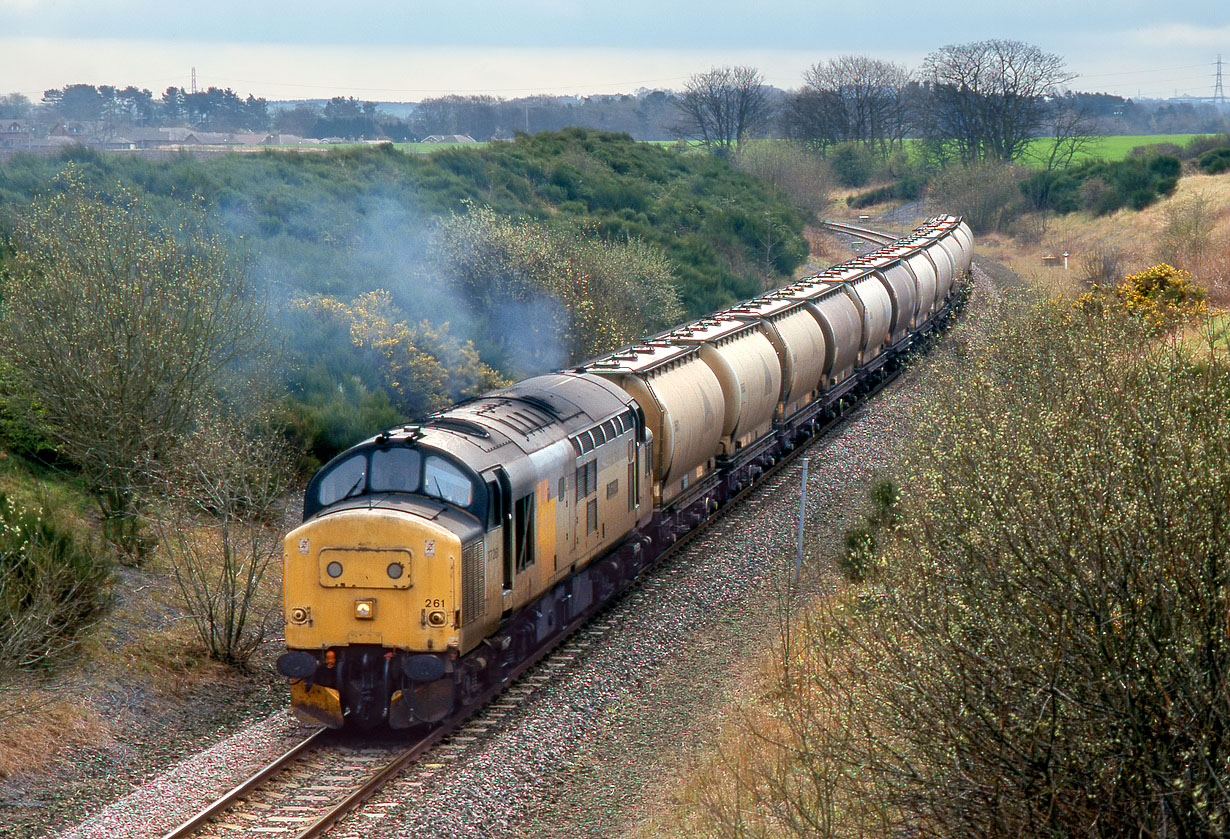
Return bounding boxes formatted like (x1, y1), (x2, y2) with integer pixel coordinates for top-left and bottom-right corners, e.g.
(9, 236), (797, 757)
(354, 599), (376, 620)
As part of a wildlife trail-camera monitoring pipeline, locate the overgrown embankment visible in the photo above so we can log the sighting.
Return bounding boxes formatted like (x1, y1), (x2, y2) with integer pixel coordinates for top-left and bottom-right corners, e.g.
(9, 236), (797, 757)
(0, 131), (809, 463)
(667, 282), (1230, 838)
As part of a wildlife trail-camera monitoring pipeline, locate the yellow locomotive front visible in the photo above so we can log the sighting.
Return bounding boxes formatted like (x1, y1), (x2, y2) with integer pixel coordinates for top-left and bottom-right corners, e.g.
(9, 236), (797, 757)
(276, 441), (486, 729)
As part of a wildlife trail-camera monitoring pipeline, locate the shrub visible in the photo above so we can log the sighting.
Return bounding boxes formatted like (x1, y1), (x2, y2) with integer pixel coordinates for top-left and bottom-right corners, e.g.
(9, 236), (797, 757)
(1113, 263), (1208, 329)
(839, 479), (900, 581)
(734, 142), (835, 217)
(929, 162), (1025, 233)
(1198, 147), (1230, 174)
(690, 300), (1230, 839)
(157, 410), (293, 668)
(828, 142), (875, 188)
(1184, 133), (1230, 159)
(0, 493), (110, 670)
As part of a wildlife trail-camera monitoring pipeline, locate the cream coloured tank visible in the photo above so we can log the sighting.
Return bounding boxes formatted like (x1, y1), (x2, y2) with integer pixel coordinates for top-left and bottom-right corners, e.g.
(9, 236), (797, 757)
(827, 266), (893, 363)
(950, 223), (974, 274)
(663, 318), (782, 456)
(722, 297), (826, 414)
(903, 250), (940, 317)
(583, 343), (724, 497)
(874, 262), (919, 341)
(773, 280), (862, 385)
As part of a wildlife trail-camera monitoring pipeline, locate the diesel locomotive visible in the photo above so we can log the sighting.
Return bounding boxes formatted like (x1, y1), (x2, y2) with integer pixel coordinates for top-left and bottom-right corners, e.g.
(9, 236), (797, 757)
(276, 215), (974, 728)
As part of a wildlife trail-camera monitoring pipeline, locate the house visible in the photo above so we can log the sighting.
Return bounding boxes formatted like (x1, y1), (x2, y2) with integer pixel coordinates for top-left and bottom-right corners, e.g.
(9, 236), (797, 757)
(0, 120), (36, 149)
(419, 134), (477, 144)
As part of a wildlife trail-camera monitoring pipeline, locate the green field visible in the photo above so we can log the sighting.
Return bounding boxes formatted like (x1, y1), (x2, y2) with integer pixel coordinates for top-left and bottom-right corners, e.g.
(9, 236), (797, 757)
(1025, 134), (1203, 166)
(281, 134), (1213, 166)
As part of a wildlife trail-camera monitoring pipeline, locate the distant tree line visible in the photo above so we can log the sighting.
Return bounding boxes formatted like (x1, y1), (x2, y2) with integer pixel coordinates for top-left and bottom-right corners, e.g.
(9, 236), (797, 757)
(674, 41), (1229, 167)
(4, 57), (1226, 145)
(4, 85), (683, 141)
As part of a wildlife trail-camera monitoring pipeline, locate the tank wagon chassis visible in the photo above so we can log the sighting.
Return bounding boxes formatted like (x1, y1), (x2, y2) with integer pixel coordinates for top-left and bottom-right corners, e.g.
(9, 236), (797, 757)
(277, 217), (973, 731)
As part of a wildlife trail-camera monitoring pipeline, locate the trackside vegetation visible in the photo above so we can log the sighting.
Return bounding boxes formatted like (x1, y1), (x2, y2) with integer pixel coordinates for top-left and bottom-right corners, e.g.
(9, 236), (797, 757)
(0, 131), (808, 671)
(0, 131), (808, 463)
(679, 293), (1230, 838)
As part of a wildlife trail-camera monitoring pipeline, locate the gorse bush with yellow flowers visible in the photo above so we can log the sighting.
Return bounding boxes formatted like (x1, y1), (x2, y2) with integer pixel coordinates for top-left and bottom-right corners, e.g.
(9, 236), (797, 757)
(1115, 263), (1209, 328)
(1077, 262), (1209, 332)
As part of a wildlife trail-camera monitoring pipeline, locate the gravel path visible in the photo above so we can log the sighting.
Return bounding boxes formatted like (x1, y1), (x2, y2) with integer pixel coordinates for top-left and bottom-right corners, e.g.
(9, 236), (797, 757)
(52, 261), (1017, 839)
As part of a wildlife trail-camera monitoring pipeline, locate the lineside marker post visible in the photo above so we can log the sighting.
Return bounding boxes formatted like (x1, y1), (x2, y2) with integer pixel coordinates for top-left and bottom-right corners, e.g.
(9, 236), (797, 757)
(795, 458), (809, 585)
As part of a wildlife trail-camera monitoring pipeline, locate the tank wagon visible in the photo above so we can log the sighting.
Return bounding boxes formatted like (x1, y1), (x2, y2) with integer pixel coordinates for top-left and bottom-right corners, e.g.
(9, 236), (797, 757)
(277, 215), (973, 728)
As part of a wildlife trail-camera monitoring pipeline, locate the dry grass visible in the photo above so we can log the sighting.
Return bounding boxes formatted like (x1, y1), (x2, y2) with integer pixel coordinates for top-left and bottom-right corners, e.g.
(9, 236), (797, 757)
(0, 686), (112, 779)
(971, 174), (1230, 302)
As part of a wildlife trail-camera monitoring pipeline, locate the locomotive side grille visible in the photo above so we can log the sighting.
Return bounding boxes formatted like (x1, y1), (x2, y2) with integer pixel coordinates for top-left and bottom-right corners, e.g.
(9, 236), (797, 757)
(461, 540), (485, 625)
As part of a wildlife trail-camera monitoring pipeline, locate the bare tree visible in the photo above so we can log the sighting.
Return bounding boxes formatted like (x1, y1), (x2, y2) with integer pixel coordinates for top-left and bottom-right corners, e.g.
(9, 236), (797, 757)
(156, 403), (293, 667)
(0, 170), (266, 560)
(674, 66), (774, 155)
(920, 39), (1074, 163)
(1033, 99), (1100, 170)
(784, 55), (911, 156)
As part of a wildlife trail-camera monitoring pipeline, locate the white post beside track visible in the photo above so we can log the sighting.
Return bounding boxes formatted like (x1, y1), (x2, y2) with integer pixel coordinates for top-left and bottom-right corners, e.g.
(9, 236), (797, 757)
(795, 458), (808, 584)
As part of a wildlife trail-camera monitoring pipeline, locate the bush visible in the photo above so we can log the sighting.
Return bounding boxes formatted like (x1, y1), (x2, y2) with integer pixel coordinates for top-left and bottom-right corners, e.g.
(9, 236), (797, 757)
(1198, 147), (1230, 174)
(929, 162), (1025, 233)
(839, 479), (900, 581)
(0, 493), (110, 669)
(1112, 263), (1208, 329)
(1184, 133), (1230, 159)
(157, 410), (293, 667)
(828, 142), (875, 188)
(1023, 156), (1182, 217)
(689, 299), (1230, 839)
(846, 170), (927, 209)
(733, 142), (835, 217)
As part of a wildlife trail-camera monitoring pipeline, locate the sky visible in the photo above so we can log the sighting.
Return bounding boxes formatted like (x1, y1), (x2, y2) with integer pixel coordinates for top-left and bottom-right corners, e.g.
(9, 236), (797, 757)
(1, 1), (1227, 103)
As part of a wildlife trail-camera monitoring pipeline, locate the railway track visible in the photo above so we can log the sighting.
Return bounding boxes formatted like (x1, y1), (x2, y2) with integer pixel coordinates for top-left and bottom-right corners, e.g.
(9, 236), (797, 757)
(819, 218), (902, 245)
(159, 221), (959, 839)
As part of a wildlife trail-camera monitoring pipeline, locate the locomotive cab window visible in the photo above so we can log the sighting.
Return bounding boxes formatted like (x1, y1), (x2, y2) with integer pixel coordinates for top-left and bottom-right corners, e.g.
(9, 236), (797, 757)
(369, 447), (421, 493)
(423, 455), (474, 507)
(308, 444), (485, 522)
(316, 454), (367, 507)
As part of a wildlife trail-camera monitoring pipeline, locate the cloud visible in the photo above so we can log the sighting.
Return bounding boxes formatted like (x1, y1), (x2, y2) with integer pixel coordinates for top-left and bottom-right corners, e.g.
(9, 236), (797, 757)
(1122, 23), (1230, 48)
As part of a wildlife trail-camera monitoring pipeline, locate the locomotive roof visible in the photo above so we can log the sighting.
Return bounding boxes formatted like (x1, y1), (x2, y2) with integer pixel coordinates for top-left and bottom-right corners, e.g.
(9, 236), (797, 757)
(341, 372), (633, 477)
